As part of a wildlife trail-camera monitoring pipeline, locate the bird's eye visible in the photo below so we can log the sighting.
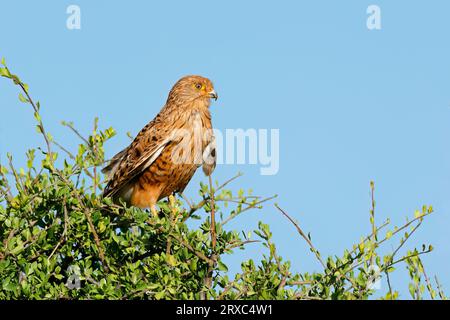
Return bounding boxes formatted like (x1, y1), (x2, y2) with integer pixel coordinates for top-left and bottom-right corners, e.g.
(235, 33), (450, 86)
(195, 83), (202, 90)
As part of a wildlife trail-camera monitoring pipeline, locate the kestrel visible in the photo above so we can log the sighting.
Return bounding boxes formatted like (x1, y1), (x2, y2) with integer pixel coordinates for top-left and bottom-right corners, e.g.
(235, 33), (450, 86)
(102, 75), (218, 215)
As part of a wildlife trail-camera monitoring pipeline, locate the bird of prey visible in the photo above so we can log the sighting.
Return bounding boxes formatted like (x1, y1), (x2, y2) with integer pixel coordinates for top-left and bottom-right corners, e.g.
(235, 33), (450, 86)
(102, 75), (218, 215)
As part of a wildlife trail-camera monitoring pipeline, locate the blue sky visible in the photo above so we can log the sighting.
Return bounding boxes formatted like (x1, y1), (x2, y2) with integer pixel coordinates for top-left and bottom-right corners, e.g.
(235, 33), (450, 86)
(1, 1), (449, 298)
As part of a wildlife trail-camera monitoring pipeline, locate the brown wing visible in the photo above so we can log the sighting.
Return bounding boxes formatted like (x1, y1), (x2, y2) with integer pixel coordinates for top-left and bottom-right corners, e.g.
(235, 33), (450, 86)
(103, 117), (174, 198)
(101, 147), (129, 178)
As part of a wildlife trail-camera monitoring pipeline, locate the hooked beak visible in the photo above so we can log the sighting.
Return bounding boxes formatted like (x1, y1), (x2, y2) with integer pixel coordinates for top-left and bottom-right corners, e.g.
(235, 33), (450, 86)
(208, 90), (218, 101)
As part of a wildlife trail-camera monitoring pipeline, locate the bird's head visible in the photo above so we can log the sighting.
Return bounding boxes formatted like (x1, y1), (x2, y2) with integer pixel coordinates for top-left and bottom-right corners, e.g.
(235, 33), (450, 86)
(167, 75), (218, 106)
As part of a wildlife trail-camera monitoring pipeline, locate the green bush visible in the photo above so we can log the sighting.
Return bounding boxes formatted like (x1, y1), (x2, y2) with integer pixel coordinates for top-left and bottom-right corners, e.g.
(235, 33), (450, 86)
(0, 58), (446, 300)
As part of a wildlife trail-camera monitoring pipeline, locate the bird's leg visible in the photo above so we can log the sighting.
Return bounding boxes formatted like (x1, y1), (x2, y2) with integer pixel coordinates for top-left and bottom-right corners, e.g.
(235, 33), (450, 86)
(168, 194), (176, 207)
(150, 204), (158, 218)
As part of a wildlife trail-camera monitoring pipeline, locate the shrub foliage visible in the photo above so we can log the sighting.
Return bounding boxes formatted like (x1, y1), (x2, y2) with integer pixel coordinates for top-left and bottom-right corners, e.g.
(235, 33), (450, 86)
(0, 59), (446, 300)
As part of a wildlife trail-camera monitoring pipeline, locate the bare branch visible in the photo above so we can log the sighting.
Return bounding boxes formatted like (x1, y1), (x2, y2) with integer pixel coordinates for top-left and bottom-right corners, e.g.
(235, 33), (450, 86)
(275, 204), (326, 269)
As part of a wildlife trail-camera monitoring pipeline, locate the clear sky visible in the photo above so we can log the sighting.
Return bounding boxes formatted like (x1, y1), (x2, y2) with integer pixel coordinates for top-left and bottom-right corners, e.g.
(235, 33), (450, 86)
(1, 0), (449, 298)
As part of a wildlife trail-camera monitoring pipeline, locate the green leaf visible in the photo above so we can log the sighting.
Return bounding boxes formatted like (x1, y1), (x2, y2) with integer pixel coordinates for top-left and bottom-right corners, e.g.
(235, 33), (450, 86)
(217, 261), (228, 272)
(19, 93), (29, 103)
(189, 259), (197, 272)
(0, 67), (10, 77)
(166, 254), (178, 267)
(33, 112), (41, 122)
(154, 291), (165, 300)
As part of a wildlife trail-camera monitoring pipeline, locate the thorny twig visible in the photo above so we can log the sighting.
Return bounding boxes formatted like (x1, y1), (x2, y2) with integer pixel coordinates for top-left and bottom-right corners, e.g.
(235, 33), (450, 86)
(275, 204), (326, 269)
(49, 196), (70, 260)
(209, 174), (217, 249)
